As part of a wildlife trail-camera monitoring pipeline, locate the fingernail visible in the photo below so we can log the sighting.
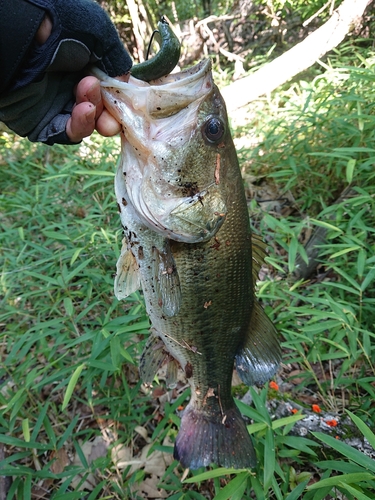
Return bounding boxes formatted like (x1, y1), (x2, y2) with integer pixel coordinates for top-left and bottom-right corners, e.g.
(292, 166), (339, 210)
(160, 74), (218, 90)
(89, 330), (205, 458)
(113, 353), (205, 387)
(88, 82), (101, 105)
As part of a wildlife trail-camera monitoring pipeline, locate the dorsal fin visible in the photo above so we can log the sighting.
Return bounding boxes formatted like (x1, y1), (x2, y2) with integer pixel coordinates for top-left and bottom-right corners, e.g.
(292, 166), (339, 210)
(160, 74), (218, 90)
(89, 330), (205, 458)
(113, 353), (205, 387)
(251, 233), (268, 284)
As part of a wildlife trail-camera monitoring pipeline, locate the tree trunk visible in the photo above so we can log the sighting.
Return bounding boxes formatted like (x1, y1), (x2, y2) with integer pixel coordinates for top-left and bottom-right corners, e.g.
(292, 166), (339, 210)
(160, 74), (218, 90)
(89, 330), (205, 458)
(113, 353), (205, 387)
(126, 0), (153, 63)
(220, 0), (372, 112)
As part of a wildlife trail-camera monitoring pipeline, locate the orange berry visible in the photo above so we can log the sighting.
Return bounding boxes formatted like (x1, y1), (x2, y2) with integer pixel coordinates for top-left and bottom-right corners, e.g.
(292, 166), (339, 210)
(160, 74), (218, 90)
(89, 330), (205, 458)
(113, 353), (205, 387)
(312, 404), (322, 413)
(269, 381), (279, 391)
(326, 419), (338, 427)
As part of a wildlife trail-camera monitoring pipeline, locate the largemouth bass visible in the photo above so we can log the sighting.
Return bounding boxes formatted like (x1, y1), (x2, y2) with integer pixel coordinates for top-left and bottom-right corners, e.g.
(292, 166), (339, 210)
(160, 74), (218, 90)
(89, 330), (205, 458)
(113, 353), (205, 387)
(93, 59), (281, 469)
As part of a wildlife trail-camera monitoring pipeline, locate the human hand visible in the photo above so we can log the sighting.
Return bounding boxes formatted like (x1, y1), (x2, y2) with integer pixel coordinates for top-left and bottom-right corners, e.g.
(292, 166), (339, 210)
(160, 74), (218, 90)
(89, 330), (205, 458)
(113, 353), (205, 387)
(67, 74), (130, 142)
(35, 13), (130, 143)
(0, 0), (133, 145)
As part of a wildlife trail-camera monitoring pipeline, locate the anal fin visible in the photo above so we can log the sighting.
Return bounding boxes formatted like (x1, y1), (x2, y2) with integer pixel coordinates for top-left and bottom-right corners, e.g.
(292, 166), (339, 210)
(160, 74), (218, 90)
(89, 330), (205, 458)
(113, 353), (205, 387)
(235, 299), (281, 386)
(152, 241), (182, 317)
(139, 332), (181, 387)
(114, 238), (141, 300)
(166, 357), (179, 388)
(139, 332), (166, 384)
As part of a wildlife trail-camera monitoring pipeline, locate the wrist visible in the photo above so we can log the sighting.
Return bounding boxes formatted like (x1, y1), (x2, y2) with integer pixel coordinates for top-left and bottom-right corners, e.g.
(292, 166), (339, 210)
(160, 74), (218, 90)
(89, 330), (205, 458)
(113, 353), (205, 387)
(35, 14), (53, 45)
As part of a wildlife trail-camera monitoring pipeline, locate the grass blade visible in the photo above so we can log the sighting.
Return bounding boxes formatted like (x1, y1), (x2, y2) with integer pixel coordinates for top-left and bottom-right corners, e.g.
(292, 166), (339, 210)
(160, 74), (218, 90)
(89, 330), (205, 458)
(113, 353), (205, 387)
(339, 481), (375, 500)
(263, 427), (275, 491)
(307, 472), (375, 490)
(213, 472), (248, 500)
(62, 364), (86, 411)
(312, 433), (375, 473)
(346, 410), (375, 449)
(183, 468), (247, 483)
(285, 479), (310, 500)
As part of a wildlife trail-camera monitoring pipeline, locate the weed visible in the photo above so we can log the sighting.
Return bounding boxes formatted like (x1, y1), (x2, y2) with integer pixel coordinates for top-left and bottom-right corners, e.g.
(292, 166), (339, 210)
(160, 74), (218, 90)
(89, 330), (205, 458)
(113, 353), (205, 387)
(1, 47), (375, 499)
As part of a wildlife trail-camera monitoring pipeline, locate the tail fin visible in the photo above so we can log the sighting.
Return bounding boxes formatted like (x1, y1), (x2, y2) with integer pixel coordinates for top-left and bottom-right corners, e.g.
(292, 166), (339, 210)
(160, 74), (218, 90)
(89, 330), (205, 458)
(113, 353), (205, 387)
(173, 404), (256, 469)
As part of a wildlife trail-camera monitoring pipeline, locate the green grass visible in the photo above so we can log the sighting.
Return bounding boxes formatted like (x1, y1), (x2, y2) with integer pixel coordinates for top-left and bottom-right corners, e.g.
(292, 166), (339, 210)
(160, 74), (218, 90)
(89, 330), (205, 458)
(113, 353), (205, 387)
(1, 46), (375, 498)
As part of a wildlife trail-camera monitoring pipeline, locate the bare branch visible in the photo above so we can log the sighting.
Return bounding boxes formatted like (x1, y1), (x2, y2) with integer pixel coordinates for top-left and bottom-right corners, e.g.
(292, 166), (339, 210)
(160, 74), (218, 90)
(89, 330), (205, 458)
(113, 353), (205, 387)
(220, 0), (372, 112)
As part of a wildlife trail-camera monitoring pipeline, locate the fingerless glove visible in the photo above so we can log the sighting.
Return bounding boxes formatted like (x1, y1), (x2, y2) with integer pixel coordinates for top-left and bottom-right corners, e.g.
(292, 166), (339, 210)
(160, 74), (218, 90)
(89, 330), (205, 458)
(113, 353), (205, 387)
(0, 0), (132, 144)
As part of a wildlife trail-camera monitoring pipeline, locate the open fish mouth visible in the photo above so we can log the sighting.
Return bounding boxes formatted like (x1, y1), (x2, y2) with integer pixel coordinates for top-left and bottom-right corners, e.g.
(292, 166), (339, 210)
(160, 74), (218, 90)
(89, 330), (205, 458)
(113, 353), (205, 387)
(92, 58), (213, 119)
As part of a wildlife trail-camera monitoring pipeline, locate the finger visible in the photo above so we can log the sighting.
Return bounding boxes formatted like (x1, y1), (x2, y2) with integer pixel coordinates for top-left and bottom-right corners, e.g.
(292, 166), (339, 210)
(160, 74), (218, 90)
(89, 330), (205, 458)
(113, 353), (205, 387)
(95, 73), (130, 136)
(66, 101), (96, 142)
(116, 72), (131, 83)
(35, 14), (53, 44)
(96, 109), (122, 137)
(75, 76), (103, 118)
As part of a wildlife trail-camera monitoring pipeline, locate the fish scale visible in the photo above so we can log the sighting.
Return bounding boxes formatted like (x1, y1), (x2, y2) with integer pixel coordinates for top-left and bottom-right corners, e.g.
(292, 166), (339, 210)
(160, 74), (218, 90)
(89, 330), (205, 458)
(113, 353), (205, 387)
(93, 58), (281, 469)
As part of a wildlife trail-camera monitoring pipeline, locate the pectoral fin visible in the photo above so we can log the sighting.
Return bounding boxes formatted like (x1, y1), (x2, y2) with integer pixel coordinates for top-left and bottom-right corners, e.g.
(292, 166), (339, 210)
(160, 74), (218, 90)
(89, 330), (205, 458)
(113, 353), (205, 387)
(235, 299), (281, 386)
(114, 238), (141, 300)
(152, 241), (182, 317)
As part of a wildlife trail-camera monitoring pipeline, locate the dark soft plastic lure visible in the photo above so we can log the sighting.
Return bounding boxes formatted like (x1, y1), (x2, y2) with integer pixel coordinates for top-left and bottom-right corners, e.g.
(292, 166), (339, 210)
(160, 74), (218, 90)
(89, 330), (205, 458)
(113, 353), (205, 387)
(131, 16), (181, 82)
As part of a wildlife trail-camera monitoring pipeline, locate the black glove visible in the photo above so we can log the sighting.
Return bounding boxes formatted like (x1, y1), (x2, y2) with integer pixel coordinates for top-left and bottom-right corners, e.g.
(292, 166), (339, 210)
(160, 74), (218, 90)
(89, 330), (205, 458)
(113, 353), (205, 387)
(0, 0), (132, 145)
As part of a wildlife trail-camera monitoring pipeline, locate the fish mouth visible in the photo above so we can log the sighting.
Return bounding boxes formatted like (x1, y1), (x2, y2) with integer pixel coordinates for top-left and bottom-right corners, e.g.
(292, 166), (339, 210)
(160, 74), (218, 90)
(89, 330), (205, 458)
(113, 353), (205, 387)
(92, 58), (213, 119)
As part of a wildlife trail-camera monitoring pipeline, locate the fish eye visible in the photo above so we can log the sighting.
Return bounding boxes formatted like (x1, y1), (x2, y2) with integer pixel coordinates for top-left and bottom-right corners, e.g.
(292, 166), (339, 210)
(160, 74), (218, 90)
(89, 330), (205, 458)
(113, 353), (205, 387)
(203, 117), (225, 144)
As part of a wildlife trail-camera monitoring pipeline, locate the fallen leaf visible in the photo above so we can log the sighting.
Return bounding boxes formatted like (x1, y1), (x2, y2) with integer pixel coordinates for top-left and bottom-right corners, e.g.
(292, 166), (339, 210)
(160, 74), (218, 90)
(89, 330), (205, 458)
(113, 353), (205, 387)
(50, 448), (70, 474)
(137, 475), (169, 498)
(112, 444), (147, 477)
(71, 436), (109, 490)
(135, 425), (151, 443)
(152, 387), (166, 398)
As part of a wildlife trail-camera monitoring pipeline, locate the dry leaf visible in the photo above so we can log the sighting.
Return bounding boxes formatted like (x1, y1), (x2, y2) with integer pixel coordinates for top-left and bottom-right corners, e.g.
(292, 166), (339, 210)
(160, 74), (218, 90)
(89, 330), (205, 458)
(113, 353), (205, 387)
(136, 475), (169, 498)
(114, 435), (174, 497)
(71, 436), (109, 491)
(50, 448), (69, 474)
(135, 425), (150, 443)
(111, 444), (144, 475)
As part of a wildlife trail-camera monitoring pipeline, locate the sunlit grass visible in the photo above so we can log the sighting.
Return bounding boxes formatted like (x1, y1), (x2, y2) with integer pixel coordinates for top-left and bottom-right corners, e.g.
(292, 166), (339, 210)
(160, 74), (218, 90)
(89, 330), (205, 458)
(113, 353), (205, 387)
(0, 46), (375, 498)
